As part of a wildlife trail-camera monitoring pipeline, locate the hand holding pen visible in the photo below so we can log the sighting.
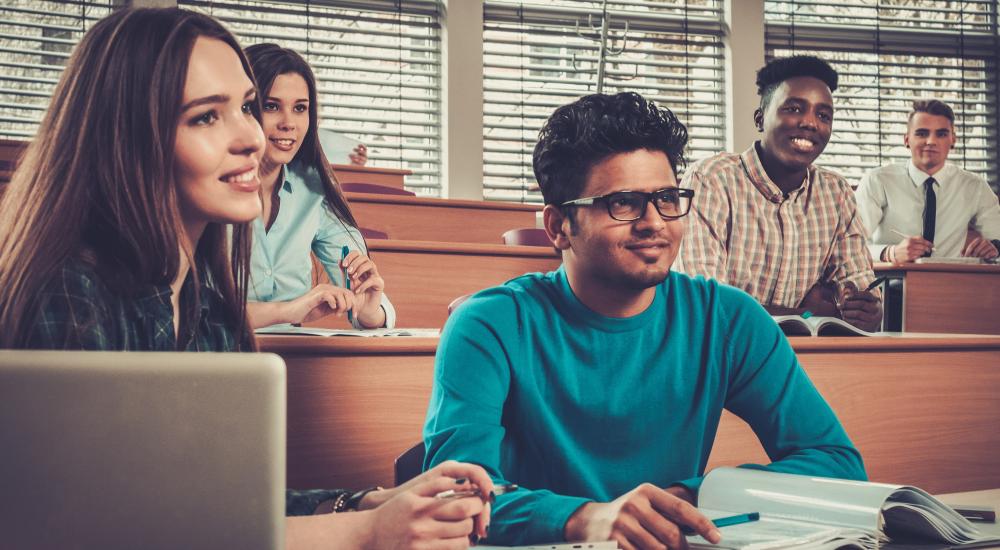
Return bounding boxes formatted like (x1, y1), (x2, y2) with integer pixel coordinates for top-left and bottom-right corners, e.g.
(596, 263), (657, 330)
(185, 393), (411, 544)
(836, 280), (883, 332)
(889, 229), (933, 263)
(340, 244), (387, 328)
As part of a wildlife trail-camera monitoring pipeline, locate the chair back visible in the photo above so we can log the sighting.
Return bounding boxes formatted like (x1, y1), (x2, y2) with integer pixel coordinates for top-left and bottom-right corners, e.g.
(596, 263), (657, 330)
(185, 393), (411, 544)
(394, 442), (426, 486)
(359, 227), (389, 239)
(341, 182), (415, 196)
(502, 227), (551, 247)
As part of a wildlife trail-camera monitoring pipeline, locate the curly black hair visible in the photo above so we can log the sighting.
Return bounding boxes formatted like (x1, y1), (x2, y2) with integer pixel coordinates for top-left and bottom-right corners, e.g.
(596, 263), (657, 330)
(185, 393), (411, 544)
(756, 55), (838, 113)
(532, 92), (688, 207)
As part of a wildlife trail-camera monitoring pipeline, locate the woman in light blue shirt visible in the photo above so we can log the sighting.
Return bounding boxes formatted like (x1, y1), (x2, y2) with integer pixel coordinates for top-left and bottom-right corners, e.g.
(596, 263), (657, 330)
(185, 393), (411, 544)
(244, 43), (395, 329)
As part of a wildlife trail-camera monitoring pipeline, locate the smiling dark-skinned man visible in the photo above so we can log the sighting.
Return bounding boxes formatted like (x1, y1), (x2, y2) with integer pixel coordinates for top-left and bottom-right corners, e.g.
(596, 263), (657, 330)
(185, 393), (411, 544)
(676, 55), (882, 332)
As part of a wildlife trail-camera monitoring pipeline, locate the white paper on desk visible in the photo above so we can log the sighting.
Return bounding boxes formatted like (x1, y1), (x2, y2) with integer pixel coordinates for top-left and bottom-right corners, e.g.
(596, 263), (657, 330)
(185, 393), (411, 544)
(915, 257), (984, 265)
(477, 543), (619, 549)
(318, 127), (362, 164)
(254, 323), (439, 338)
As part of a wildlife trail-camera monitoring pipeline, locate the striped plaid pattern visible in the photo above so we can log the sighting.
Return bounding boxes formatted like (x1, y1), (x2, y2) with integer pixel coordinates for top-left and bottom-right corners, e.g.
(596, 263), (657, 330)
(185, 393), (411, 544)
(676, 145), (876, 309)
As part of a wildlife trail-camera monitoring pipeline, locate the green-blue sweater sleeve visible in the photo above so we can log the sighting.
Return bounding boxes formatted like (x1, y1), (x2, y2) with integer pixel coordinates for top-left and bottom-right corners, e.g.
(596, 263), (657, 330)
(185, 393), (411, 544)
(712, 286), (867, 487)
(422, 289), (589, 544)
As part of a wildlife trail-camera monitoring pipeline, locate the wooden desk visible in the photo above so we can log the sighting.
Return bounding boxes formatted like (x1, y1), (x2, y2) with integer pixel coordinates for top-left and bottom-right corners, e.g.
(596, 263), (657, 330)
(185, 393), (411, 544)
(332, 164), (410, 190)
(0, 138), (26, 184)
(310, 239), (562, 329)
(875, 262), (1000, 334)
(261, 334), (1000, 494)
(346, 192), (542, 243)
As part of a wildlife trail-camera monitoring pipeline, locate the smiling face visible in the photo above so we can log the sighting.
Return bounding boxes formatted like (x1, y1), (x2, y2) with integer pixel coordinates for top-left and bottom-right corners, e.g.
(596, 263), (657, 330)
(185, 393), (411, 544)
(756, 76), (834, 174)
(260, 72), (310, 167)
(905, 112), (955, 175)
(173, 36), (264, 240)
(557, 149), (684, 296)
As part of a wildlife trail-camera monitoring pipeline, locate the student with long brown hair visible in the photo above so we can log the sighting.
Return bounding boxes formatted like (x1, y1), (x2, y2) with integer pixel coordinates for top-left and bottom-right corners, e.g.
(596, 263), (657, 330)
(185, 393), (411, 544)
(0, 7), (488, 548)
(242, 43), (396, 330)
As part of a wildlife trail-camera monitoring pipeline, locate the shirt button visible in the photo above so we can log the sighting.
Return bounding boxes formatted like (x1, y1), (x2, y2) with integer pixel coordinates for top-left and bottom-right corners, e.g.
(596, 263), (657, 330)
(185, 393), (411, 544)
(265, 269), (272, 276)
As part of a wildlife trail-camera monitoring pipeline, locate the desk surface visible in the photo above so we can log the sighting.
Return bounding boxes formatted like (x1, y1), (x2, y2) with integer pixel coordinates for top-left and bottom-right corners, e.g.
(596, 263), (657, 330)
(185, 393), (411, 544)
(346, 192), (541, 213)
(260, 333), (1000, 492)
(875, 262), (1000, 274)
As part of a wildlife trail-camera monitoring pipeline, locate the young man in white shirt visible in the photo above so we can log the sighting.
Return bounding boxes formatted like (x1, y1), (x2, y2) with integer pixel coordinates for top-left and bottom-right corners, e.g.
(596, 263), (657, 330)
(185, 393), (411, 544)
(856, 99), (1000, 263)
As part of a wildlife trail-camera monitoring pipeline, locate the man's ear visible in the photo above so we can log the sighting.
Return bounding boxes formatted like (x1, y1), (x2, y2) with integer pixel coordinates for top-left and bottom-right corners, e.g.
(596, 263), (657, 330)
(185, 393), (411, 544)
(753, 109), (764, 132)
(543, 204), (572, 251)
(903, 132), (910, 149)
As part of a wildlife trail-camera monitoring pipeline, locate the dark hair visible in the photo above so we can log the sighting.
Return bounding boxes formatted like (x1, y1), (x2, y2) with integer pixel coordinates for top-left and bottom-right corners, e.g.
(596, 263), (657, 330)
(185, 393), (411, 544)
(756, 55), (839, 112)
(244, 43), (360, 232)
(909, 99), (955, 125)
(532, 92), (688, 207)
(0, 8), (257, 349)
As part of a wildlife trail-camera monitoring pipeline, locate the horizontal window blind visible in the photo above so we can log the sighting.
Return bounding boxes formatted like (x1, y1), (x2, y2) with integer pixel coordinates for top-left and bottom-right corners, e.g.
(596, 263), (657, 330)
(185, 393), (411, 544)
(483, 0), (726, 203)
(181, 0), (443, 195)
(0, 1), (113, 140)
(765, 1), (999, 190)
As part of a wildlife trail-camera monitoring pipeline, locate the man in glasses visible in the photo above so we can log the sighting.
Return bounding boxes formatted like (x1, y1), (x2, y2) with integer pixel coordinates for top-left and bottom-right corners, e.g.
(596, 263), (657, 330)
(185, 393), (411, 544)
(423, 92), (865, 548)
(677, 55), (882, 332)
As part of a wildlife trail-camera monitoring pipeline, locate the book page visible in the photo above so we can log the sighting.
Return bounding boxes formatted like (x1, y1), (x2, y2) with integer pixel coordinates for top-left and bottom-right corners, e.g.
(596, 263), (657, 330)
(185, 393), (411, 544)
(687, 515), (874, 550)
(477, 543), (619, 549)
(698, 468), (898, 533)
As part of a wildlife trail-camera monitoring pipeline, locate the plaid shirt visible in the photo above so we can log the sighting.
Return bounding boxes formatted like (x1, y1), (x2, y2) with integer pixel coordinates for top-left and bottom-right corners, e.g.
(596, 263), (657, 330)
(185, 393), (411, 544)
(25, 256), (340, 516)
(676, 144), (876, 308)
(28, 257), (239, 351)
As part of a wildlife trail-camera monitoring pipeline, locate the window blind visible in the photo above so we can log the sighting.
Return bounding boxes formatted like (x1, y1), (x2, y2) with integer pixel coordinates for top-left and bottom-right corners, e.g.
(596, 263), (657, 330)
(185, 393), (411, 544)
(181, 0), (443, 195)
(483, 0), (726, 203)
(765, 0), (999, 189)
(0, 0), (113, 140)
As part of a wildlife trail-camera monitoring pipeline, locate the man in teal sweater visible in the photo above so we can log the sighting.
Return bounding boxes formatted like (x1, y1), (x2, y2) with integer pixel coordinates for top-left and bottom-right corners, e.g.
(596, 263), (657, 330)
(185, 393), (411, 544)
(423, 92), (866, 548)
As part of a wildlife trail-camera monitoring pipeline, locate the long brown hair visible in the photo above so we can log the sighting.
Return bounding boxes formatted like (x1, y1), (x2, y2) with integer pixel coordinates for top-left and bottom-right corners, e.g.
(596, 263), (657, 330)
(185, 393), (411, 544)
(0, 8), (258, 350)
(244, 43), (361, 235)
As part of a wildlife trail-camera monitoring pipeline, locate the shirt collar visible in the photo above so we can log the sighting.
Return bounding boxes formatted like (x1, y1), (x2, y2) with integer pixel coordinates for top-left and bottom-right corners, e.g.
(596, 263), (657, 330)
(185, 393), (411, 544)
(279, 164), (293, 194)
(740, 142), (813, 203)
(907, 159), (950, 188)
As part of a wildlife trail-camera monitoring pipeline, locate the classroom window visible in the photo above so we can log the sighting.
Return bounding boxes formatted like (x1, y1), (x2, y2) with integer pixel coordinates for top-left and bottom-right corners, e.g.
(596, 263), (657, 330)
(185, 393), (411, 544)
(482, 0), (726, 203)
(0, 1), (113, 140)
(765, 0), (1000, 190)
(180, 0), (444, 196)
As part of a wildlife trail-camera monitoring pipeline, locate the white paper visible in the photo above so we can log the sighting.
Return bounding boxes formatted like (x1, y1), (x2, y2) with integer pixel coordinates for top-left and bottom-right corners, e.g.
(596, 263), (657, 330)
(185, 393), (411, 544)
(254, 324), (439, 338)
(318, 127), (362, 164)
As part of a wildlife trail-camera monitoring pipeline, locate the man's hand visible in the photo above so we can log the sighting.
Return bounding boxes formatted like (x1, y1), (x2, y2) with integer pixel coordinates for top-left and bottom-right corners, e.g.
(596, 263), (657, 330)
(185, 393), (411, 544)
(962, 236), (999, 260)
(564, 484), (721, 550)
(798, 282), (840, 317)
(349, 144), (368, 166)
(890, 236), (933, 263)
(838, 282), (882, 332)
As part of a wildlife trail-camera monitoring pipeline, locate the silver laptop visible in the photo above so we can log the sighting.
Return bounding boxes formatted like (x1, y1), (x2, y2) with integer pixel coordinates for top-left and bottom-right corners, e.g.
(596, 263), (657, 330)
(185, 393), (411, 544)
(0, 351), (285, 550)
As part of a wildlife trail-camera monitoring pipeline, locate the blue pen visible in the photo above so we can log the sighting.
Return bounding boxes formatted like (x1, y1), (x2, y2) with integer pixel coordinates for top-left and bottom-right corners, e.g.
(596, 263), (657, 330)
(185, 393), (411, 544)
(341, 245), (353, 324)
(682, 512), (760, 535)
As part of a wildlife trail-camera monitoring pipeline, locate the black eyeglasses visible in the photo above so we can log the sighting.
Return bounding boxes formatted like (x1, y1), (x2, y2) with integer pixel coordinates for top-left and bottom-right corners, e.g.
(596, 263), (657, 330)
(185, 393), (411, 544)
(560, 188), (695, 221)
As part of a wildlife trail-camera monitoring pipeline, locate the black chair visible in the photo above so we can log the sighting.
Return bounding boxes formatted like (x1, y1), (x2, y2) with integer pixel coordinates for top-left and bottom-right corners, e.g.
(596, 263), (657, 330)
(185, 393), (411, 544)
(394, 442), (425, 486)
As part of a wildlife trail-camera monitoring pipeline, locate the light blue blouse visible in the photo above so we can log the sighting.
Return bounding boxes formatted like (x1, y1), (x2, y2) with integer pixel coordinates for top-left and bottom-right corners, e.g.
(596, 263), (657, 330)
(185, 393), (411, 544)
(248, 161), (396, 329)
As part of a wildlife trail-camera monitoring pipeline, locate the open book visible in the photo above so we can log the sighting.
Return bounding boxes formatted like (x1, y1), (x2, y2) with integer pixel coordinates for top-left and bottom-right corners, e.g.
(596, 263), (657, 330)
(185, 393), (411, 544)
(686, 467), (999, 550)
(772, 315), (878, 337)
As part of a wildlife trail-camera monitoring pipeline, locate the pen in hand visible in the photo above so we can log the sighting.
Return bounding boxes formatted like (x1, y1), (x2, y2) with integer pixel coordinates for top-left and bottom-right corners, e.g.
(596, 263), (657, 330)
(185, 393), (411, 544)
(682, 512), (760, 536)
(864, 276), (888, 293)
(434, 483), (518, 500)
(341, 245), (353, 324)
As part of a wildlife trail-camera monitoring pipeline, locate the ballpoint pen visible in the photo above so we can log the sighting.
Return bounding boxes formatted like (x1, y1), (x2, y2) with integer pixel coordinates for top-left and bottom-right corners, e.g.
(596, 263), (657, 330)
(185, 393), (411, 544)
(864, 276), (888, 292)
(682, 512), (760, 535)
(341, 245), (353, 324)
(435, 483), (518, 500)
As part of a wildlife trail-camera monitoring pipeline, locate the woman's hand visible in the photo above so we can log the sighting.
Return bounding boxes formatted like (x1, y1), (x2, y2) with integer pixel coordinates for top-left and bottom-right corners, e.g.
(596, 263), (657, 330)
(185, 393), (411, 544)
(361, 461), (493, 549)
(342, 251), (386, 328)
(349, 144), (368, 166)
(285, 284), (356, 324)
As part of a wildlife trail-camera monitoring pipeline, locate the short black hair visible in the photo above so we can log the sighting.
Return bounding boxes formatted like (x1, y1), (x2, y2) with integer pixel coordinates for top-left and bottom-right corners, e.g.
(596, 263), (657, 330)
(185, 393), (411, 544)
(756, 55), (838, 112)
(532, 92), (688, 207)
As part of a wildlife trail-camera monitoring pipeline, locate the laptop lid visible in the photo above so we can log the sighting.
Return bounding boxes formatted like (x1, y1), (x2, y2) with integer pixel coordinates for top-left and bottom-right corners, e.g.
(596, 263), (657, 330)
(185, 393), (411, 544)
(0, 351), (285, 550)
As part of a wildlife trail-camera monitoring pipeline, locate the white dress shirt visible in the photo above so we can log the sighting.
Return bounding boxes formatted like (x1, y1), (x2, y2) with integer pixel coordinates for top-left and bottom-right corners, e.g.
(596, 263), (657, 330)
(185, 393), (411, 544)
(855, 160), (1000, 259)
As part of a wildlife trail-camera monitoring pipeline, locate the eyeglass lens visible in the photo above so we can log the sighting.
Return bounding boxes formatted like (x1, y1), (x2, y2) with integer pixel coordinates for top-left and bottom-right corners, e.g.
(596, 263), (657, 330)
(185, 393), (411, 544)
(607, 190), (689, 220)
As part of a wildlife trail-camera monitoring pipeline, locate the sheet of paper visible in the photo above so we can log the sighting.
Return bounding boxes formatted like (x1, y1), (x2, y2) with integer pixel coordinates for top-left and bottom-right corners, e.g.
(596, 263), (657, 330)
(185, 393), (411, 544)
(255, 324), (439, 338)
(477, 543), (619, 550)
(318, 127), (362, 164)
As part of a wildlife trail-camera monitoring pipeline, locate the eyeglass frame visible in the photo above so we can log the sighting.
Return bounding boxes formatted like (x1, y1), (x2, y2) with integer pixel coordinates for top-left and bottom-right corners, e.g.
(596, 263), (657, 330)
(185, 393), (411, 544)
(559, 187), (696, 222)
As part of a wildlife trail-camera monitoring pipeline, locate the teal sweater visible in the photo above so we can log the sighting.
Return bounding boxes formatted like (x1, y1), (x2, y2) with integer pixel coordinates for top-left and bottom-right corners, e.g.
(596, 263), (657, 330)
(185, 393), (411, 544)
(423, 267), (865, 545)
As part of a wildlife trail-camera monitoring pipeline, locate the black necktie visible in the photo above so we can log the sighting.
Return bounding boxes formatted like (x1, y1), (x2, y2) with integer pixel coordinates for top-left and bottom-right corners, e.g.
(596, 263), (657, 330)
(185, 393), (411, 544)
(922, 177), (936, 256)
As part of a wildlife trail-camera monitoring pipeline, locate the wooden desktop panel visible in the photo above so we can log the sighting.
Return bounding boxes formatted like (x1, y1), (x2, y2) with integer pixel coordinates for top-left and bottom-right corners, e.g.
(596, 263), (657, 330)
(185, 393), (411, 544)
(309, 240), (563, 329)
(264, 335), (1000, 494)
(346, 193), (542, 244)
(875, 263), (1000, 335)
